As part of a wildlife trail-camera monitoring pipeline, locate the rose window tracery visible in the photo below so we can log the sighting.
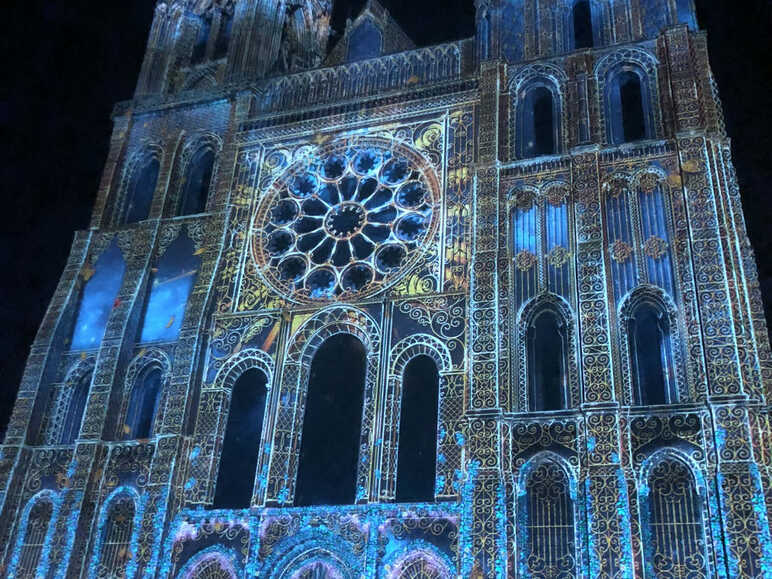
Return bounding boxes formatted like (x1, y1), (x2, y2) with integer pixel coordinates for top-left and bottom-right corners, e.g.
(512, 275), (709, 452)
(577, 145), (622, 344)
(253, 140), (440, 302)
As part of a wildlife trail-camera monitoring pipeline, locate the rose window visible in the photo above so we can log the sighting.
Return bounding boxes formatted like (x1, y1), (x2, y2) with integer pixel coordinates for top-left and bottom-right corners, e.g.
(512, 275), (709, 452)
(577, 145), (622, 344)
(252, 140), (440, 302)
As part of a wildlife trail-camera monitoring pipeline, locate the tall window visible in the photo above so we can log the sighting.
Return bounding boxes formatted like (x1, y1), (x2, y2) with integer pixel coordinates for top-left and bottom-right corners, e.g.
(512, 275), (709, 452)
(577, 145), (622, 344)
(214, 11), (233, 59)
(396, 356), (439, 503)
(295, 334), (366, 506)
(14, 498), (53, 577)
(123, 156), (160, 224)
(629, 301), (675, 405)
(191, 15), (212, 65)
(71, 241), (126, 350)
(139, 232), (201, 343)
(520, 462), (577, 578)
(572, 0), (594, 49)
(179, 148), (215, 216)
(608, 69), (650, 144)
(97, 495), (135, 578)
(519, 85), (558, 158)
(214, 369), (268, 509)
(60, 374), (90, 444)
(646, 459), (708, 577)
(125, 367), (163, 439)
(528, 308), (568, 411)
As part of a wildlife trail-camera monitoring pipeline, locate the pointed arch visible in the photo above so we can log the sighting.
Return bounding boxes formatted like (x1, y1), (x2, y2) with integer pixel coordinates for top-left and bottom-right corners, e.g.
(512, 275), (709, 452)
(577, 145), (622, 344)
(7, 490), (59, 579)
(516, 452), (581, 579)
(639, 449), (710, 578)
(619, 285), (684, 405)
(384, 542), (456, 578)
(169, 134), (222, 217)
(118, 146), (163, 225)
(176, 547), (240, 579)
(71, 239), (126, 351)
(91, 486), (141, 579)
(262, 531), (362, 579)
(59, 358), (95, 444)
(268, 305), (381, 505)
(517, 293), (580, 411)
(139, 230), (202, 343)
(213, 367), (269, 508)
(121, 348), (172, 439)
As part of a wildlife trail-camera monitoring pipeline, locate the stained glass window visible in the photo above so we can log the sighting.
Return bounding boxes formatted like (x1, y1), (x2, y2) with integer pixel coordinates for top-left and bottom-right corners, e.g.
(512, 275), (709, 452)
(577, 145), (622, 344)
(71, 241), (125, 350)
(139, 232), (201, 343)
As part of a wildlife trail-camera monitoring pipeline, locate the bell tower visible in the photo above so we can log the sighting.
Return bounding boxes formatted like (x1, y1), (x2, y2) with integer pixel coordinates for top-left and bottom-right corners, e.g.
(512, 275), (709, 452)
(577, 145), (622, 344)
(136, 0), (333, 96)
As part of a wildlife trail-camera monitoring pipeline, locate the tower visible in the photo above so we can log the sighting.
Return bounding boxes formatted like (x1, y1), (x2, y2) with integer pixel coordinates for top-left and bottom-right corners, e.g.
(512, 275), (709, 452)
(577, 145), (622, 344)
(1, 0), (770, 577)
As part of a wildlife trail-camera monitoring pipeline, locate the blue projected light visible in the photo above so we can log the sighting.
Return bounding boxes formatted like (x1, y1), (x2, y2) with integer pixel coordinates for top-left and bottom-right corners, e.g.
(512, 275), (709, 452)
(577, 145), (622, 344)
(71, 241), (126, 350)
(139, 233), (201, 343)
(347, 18), (382, 62)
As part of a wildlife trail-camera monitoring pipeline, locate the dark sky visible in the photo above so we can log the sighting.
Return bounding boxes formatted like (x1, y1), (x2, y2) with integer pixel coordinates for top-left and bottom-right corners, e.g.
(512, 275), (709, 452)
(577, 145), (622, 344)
(2, 0), (771, 434)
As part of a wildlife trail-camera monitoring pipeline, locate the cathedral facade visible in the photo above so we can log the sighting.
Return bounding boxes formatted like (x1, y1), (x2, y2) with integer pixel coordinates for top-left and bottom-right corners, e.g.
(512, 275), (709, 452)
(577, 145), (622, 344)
(2, 0), (771, 576)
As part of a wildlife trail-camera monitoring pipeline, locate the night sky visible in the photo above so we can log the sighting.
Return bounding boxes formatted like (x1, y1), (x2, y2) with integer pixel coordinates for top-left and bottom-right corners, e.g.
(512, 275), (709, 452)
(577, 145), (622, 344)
(2, 0), (771, 434)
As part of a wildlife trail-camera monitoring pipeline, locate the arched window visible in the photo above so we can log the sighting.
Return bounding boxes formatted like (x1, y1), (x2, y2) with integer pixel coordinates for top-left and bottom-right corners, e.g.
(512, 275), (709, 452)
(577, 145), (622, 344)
(139, 232), (201, 343)
(60, 374), (90, 444)
(572, 0), (594, 49)
(214, 11), (233, 59)
(179, 147), (215, 216)
(528, 307), (569, 411)
(347, 18), (382, 62)
(185, 554), (237, 579)
(396, 356), (439, 503)
(519, 85), (559, 158)
(97, 495), (136, 578)
(295, 334), (366, 506)
(123, 156), (160, 224)
(645, 459), (708, 577)
(214, 369), (268, 509)
(607, 68), (651, 144)
(520, 462), (577, 577)
(629, 301), (675, 405)
(71, 240), (126, 350)
(192, 15), (212, 65)
(125, 367), (163, 439)
(13, 498), (54, 577)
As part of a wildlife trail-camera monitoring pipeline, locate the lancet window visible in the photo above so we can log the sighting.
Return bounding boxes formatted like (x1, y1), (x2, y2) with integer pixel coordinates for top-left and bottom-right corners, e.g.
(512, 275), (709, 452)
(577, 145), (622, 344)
(628, 298), (676, 406)
(70, 240), (126, 351)
(295, 334), (366, 506)
(527, 306), (570, 411)
(97, 494), (136, 578)
(177, 146), (216, 216)
(396, 355), (439, 503)
(644, 458), (708, 577)
(214, 369), (268, 509)
(124, 366), (163, 439)
(571, 0), (594, 49)
(122, 154), (160, 224)
(13, 497), (54, 577)
(606, 66), (653, 144)
(519, 461), (577, 578)
(516, 83), (561, 159)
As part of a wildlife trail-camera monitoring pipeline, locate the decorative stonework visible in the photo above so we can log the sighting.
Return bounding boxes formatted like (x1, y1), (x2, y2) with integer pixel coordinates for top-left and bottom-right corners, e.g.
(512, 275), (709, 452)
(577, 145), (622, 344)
(610, 239), (633, 263)
(515, 250), (538, 272)
(642, 235), (669, 260)
(251, 138), (440, 304)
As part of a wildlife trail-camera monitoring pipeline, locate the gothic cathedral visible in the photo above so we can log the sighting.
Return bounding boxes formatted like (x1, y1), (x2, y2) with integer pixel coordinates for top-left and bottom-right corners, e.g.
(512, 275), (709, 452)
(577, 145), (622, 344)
(2, 0), (771, 577)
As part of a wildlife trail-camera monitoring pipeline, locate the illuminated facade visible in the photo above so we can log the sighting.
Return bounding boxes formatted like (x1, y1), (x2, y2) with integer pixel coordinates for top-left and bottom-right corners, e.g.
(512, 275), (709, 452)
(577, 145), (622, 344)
(2, 0), (771, 576)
